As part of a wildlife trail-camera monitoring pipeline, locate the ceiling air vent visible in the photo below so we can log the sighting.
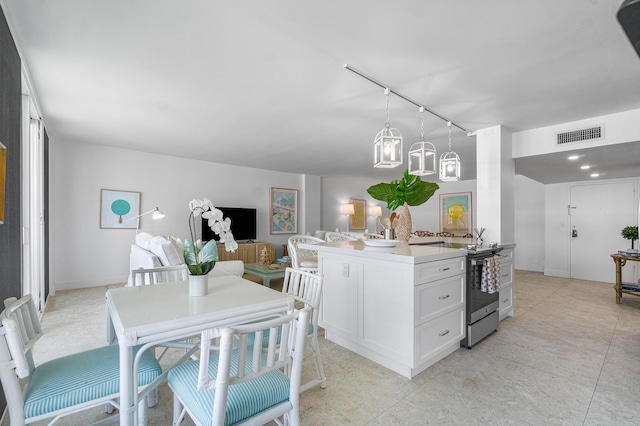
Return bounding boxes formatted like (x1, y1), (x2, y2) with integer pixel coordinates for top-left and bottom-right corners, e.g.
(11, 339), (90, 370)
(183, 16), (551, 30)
(555, 125), (604, 145)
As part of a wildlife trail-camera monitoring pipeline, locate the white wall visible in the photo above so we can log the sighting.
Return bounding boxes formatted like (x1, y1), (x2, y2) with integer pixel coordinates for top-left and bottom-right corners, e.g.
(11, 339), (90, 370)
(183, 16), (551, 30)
(410, 180), (478, 235)
(514, 175), (545, 272)
(51, 140), (317, 290)
(544, 183), (571, 277)
(322, 173), (560, 275)
(513, 108), (640, 158)
(320, 175), (385, 233)
(320, 176), (479, 237)
(53, 139), (595, 290)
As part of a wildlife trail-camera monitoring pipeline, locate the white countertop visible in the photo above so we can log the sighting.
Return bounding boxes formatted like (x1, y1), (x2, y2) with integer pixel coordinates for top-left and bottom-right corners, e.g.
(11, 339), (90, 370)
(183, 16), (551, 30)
(301, 239), (465, 264)
(300, 236), (515, 264)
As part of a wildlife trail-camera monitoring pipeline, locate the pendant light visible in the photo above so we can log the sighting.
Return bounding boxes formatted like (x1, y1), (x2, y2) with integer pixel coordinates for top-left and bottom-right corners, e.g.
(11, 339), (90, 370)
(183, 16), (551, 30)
(408, 107), (437, 176)
(373, 88), (403, 168)
(439, 121), (461, 181)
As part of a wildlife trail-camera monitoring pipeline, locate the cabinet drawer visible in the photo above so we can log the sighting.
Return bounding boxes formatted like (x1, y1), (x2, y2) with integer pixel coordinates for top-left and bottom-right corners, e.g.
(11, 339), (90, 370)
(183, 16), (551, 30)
(500, 262), (513, 287)
(415, 275), (464, 325)
(499, 286), (513, 320)
(415, 308), (464, 364)
(498, 249), (513, 264)
(415, 257), (465, 284)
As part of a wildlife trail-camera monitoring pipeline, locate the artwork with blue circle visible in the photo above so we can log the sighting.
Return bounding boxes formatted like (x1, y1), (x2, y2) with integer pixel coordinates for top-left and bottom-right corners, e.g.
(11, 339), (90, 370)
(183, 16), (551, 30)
(100, 189), (141, 229)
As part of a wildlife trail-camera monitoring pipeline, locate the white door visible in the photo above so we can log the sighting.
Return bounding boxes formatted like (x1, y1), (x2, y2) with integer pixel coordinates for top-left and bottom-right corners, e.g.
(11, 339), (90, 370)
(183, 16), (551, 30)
(569, 181), (637, 283)
(21, 93), (46, 312)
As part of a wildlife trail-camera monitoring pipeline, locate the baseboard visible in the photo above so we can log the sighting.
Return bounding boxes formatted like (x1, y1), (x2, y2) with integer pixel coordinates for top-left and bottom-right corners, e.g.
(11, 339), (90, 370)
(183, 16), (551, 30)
(543, 268), (569, 278)
(54, 275), (128, 291)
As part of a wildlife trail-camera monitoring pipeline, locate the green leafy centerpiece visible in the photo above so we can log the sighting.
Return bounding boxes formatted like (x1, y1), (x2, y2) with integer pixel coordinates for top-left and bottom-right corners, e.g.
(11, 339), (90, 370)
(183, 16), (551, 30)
(367, 170), (439, 241)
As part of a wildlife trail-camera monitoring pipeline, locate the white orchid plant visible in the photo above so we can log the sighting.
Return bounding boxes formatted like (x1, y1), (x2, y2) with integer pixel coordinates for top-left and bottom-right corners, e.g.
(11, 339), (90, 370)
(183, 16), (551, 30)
(186, 198), (238, 275)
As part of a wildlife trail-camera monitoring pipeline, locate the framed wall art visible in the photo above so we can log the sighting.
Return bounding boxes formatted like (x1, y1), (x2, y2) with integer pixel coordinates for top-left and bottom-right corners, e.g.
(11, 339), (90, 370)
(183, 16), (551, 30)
(270, 187), (298, 234)
(439, 192), (472, 236)
(349, 198), (366, 230)
(100, 189), (141, 229)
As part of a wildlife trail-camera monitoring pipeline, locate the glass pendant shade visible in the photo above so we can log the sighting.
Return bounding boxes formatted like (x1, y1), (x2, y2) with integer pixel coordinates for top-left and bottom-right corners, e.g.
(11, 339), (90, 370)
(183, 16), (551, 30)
(374, 127), (403, 168)
(408, 141), (437, 176)
(439, 152), (461, 181)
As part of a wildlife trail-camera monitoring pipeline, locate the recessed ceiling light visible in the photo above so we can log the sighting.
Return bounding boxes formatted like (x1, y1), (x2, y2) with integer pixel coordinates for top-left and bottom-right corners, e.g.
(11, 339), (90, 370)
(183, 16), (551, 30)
(590, 173), (600, 177)
(568, 155), (579, 160)
(580, 165), (590, 170)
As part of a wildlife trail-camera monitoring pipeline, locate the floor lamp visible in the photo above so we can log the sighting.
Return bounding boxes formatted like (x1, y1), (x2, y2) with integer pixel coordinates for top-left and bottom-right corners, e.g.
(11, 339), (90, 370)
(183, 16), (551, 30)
(125, 206), (165, 233)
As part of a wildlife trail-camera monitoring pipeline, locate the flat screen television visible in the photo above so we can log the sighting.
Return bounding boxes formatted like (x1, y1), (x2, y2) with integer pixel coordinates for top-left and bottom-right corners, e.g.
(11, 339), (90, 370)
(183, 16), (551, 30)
(201, 207), (257, 242)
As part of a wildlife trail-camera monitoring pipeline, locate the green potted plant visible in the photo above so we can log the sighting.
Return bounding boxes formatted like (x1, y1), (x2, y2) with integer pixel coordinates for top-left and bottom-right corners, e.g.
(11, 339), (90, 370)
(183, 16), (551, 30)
(621, 225), (638, 250)
(367, 169), (439, 241)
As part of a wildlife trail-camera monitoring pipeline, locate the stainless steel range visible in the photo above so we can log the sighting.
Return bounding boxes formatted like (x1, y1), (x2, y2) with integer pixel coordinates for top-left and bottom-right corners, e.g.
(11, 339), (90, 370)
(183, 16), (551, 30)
(460, 244), (503, 348)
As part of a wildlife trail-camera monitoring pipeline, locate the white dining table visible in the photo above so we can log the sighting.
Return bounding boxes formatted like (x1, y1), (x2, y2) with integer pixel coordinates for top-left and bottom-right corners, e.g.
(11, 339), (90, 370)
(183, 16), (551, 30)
(106, 274), (294, 426)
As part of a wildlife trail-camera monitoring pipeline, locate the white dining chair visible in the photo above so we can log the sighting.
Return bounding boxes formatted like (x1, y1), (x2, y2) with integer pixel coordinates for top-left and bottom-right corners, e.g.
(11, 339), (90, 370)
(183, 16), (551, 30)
(168, 308), (310, 426)
(0, 295), (162, 425)
(129, 261), (244, 287)
(340, 231), (362, 240)
(287, 235), (324, 273)
(281, 268), (326, 392)
(363, 232), (384, 240)
(130, 264), (189, 286)
(325, 231), (357, 242)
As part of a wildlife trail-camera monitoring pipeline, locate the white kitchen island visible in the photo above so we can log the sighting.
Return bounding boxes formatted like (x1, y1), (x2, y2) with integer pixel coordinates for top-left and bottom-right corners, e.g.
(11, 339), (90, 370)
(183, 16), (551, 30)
(304, 239), (468, 379)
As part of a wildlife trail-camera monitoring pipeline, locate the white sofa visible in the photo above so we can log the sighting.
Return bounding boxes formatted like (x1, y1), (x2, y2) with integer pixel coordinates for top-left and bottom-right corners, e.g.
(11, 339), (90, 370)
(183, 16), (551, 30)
(127, 232), (244, 286)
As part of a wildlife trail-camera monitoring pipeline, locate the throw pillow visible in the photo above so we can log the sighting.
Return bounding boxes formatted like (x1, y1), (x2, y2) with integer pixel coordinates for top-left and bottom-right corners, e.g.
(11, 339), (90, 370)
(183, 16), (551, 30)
(148, 236), (182, 266)
(169, 236), (185, 263)
(135, 232), (154, 250)
(198, 240), (219, 263)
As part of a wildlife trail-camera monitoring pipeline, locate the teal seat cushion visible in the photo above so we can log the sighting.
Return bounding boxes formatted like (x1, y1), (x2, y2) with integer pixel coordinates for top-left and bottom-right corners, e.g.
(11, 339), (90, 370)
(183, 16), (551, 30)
(24, 345), (162, 419)
(168, 349), (290, 426)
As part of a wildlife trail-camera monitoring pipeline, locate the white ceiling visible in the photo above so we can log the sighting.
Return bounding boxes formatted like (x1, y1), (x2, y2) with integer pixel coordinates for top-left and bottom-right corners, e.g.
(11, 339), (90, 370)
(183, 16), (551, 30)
(2, 0), (640, 184)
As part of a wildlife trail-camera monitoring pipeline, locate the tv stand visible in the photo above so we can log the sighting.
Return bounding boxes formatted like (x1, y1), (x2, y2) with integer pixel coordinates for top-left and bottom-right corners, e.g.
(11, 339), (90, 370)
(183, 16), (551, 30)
(217, 241), (275, 264)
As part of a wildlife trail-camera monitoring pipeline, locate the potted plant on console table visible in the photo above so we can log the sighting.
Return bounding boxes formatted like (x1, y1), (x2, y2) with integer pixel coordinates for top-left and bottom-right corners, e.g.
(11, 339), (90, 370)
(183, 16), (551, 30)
(367, 169), (439, 241)
(186, 198), (238, 296)
(621, 225), (638, 251)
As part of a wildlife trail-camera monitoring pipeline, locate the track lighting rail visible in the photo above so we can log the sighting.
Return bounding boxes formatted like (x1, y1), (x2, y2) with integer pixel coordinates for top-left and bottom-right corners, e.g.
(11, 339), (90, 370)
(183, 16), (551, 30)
(343, 63), (468, 133)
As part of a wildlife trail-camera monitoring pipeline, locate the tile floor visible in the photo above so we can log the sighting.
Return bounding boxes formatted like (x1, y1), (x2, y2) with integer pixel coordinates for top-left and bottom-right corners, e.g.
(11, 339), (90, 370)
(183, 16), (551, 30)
(3, 270), (640, 425)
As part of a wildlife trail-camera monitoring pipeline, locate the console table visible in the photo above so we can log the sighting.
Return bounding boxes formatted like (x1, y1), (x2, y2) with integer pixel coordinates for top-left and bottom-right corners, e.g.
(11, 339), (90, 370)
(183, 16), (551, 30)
(216, 242), (275, 264)
(610, 253), (640, 304)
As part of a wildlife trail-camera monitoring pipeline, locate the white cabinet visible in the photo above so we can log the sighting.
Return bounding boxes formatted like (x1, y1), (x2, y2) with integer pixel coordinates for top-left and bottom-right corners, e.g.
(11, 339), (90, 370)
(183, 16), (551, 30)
(319, 251), (465, 379)
(319, 258), (359, 341)
(498, 248), (514, 320)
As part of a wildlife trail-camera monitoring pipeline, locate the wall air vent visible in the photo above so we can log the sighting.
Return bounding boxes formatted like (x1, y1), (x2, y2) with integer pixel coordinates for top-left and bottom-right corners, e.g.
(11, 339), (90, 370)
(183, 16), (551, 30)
(555, 125), (604, 145)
